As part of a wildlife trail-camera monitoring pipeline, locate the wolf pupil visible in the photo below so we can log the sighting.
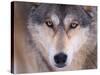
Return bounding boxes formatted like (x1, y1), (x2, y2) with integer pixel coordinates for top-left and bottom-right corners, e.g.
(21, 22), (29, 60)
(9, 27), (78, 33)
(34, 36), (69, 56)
(46, 21), (53, 28)
(70, 23), (78, 28)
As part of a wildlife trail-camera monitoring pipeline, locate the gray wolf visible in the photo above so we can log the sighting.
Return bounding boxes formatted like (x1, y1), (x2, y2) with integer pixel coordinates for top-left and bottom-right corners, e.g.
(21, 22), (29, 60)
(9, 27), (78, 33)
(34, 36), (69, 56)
(13, 2), (97, 73)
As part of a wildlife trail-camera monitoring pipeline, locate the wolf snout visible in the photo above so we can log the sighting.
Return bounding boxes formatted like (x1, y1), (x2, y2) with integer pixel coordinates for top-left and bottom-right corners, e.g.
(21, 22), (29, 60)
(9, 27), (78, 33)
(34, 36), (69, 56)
(54, 53), (67, 68)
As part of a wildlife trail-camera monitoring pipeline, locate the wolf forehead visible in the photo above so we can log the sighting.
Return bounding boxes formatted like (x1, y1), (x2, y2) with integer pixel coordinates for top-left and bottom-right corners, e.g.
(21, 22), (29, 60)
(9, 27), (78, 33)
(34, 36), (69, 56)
(29, 4), (91, 27)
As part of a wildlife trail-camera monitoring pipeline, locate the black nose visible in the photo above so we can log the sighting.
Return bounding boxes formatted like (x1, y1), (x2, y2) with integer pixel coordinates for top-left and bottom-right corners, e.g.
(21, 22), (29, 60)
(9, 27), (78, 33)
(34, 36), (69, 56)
(54, 53), (67, 68)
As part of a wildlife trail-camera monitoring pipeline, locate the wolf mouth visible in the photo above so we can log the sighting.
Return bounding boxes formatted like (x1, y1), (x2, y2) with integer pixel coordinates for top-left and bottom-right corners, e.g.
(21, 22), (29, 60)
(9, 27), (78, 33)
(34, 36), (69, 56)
(55, 64), (66, 68)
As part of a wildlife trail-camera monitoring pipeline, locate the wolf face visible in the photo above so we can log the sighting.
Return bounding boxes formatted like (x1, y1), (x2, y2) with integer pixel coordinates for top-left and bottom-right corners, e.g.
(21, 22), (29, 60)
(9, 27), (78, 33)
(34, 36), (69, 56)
(27, 4), (96, 71)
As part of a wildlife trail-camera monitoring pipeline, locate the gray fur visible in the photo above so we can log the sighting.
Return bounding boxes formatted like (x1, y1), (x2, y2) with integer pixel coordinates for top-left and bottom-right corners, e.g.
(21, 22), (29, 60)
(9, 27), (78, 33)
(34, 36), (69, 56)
(29, 4), (93, 27)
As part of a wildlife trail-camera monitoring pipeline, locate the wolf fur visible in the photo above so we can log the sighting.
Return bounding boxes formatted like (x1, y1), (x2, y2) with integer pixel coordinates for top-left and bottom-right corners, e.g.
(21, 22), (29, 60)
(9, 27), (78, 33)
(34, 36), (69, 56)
(13, 2), (97, 73)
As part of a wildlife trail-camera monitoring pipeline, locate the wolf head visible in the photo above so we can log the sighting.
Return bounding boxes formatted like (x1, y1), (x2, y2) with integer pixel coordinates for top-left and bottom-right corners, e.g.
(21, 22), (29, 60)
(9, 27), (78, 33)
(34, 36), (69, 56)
(27, 4), (97, 70)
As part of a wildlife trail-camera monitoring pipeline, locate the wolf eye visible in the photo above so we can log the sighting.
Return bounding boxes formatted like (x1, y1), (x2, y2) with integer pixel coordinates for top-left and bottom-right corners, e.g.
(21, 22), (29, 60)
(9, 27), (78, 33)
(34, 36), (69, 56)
(45, 20), (53, 28)
(70, 22), (79, 29)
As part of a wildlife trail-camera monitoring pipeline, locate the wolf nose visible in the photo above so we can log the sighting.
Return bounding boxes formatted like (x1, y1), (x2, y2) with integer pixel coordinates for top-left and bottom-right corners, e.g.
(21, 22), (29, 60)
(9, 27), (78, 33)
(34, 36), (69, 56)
(54, 53), (67, 68)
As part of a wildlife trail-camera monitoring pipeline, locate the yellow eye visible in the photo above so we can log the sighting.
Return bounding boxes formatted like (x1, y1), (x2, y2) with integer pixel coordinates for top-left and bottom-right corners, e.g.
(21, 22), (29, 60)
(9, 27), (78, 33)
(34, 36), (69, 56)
(45, 20), (53, 28)
(70, 22), (79, 28)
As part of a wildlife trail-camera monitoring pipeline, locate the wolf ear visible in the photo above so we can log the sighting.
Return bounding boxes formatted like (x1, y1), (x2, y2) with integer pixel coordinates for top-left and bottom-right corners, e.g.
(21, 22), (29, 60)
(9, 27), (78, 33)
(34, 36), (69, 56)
(83, 6), (97, 19)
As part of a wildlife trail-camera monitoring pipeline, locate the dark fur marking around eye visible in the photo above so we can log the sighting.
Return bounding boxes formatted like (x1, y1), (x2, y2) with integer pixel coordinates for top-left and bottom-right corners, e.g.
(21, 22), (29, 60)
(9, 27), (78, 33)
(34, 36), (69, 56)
(31, 13), (43, 24)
